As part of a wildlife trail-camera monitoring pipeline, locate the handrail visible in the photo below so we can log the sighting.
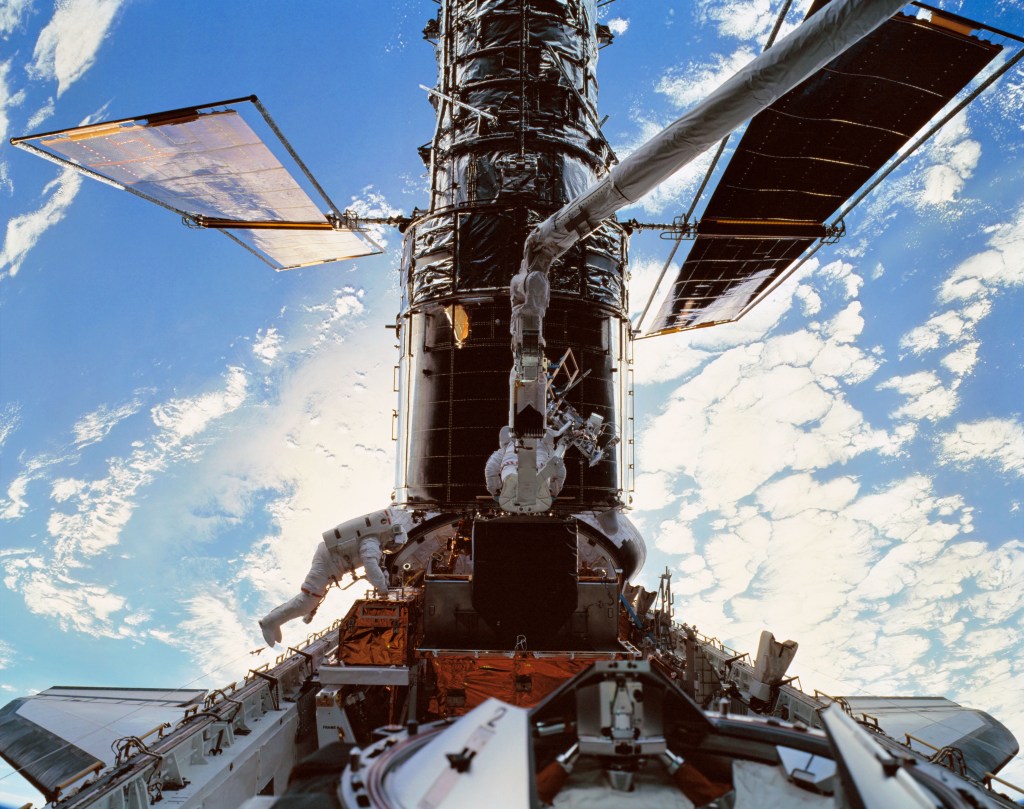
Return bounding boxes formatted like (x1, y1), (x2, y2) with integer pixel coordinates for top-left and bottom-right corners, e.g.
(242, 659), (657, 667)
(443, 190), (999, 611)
(53, 762), (103, 795)
(904, 732), (941, 753)
(984, 771), (1024, 797)
(139, 723), (170, 742)
(858, 712), (880, 731)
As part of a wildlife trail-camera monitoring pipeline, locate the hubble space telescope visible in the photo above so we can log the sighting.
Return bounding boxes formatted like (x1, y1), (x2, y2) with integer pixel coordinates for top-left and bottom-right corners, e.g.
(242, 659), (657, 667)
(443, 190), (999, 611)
(3, 0), (1022, 807)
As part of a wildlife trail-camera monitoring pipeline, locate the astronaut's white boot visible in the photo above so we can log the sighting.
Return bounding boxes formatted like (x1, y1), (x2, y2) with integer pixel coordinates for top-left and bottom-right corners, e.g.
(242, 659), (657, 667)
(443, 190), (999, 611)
(259, 591), (320, 647)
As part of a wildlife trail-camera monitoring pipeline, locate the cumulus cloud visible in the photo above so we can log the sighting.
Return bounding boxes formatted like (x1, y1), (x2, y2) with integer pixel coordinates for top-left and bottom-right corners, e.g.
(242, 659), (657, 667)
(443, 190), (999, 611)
(697, 0), (795, 44)
(900, 307), (986, 356)
(0, 57), (27, 193)
(607, 17), (629, 37)
(635, 257), (868, 384)
(939, 419), (1024, 477)
(28, 0), (125, 97)
(878, 201), (1024, 428)
(1, 366), (250, 637)
(2, 271), (385, 657)
(639, 310), (898, 519)
(72, 397), (144, 448)
(938, 206), (1024, 304)
(656, 471), (1023, 746)
(629, 167), (1024, 769)
(0, 403), (19, 448)
(657, 46), (756, 111)
(0, 166), (83, 278)
(877, 371), (959, 423)
(633, 254), (835, 383)
(915, 115), (981, 207)
(860, 113), (985, 227)
(939, 340), (979, 378)
(252, 327), (282, 365)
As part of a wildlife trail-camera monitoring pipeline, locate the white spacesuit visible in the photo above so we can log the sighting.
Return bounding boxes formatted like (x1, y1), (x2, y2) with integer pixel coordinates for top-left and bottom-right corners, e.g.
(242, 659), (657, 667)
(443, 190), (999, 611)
(258, 506), (410, 647)
(484, 426), (566, 510)
(484, 426), (513, 495)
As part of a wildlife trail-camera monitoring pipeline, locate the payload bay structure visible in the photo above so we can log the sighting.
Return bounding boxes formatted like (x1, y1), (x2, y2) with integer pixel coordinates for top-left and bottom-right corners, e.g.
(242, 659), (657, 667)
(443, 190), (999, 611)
(3, 0), (1023, 807)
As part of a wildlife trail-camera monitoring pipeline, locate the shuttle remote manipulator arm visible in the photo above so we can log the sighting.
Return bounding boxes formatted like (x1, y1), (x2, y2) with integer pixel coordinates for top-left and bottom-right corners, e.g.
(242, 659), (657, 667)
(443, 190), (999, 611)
(258, 507), (409, 647)
(496, 273), (616, 512)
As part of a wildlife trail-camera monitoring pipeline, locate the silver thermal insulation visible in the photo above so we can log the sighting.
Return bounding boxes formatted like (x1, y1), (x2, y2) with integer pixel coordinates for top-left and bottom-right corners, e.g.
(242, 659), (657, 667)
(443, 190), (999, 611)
(408, 0), (626, 310)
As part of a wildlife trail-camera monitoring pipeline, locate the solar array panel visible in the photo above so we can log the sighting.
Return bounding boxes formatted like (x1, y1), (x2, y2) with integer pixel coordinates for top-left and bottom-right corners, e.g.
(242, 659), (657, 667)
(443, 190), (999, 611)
(647, 9), (1002, 336)
(16, 101), (378, 270)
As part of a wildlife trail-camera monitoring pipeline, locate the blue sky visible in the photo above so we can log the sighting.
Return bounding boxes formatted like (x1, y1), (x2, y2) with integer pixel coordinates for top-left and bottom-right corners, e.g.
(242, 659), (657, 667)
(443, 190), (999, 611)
(1, 1), (1023, 805)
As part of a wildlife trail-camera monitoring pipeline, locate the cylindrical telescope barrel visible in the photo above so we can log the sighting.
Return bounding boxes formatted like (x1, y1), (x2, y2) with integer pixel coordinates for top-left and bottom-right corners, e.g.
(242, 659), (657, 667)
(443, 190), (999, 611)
(394, 0), (631, 511)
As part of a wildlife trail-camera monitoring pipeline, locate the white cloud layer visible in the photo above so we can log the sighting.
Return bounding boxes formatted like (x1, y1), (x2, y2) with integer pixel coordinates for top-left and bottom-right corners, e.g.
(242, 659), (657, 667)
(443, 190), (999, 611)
(656, 47), (756, 111)
(698, 0), (791, 43)
(0, 166), (83, 278)
(939, 419), (1024, 478)
(0, 0), (32, 37)
(149, 287), (395, 659)
(1, 282), (382, 651)
(28, 0), (125, 96)
(0, 403), (19, 449)
(2, 368), (249, 638)
(0, 57), (27, 192)
(72, 397), (144, 448)
(607, 17), (629, 36)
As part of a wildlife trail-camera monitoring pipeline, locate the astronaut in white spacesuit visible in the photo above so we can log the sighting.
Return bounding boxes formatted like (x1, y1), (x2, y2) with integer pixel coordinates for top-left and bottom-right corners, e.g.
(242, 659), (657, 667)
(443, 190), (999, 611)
(484, 425), (566, 508)
(258, 506), (411, 648)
